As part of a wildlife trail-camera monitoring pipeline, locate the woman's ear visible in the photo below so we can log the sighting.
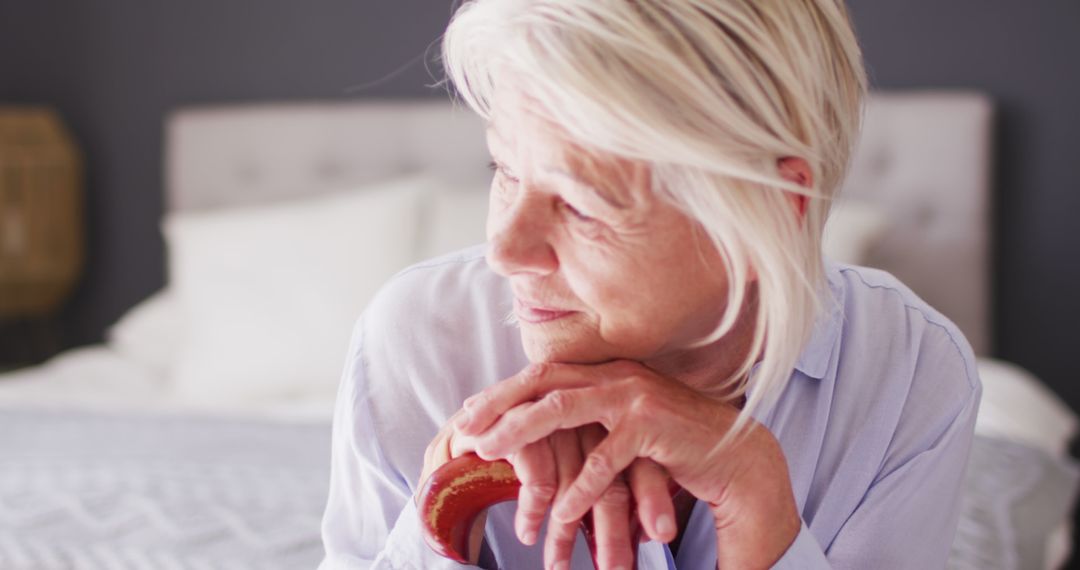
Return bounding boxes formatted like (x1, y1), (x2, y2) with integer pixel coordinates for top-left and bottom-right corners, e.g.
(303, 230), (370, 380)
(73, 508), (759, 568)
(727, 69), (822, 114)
(777, 157), (813, 219)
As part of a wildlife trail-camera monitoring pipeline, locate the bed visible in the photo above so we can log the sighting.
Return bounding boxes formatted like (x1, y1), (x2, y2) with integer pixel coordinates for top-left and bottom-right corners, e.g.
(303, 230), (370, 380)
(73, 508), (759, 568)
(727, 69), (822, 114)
(0, 92), (1076, 569)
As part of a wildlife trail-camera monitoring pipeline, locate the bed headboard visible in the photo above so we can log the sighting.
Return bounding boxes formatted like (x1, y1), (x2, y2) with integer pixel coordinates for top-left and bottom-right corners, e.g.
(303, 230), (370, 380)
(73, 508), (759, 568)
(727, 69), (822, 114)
(165, 91), (994, 355)
(165, 102), (492, 212)
(843, 92), (994, 355)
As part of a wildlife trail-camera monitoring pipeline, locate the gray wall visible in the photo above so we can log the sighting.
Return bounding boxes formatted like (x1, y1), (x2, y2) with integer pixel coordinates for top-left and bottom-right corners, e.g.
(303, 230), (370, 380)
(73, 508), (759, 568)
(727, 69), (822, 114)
(2, 0), (1079, 565)
(3, 3), (1080, 418)
(0, 0), (452, 355)
(847, 0), (1080, 402)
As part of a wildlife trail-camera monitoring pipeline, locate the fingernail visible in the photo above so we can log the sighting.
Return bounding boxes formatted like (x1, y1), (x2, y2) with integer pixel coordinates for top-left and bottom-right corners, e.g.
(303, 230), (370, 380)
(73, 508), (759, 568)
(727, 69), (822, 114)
(523, 530), (537, 545)
(612, 566), (628, 570)
(552, 562), (569, 570)
(655, 514), (674, 539)
(454, 411), (471, 430)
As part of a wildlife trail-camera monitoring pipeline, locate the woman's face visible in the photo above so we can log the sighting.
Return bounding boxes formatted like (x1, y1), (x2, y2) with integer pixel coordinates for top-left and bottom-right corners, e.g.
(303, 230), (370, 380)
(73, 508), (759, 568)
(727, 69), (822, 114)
(485, 95), (733, 365)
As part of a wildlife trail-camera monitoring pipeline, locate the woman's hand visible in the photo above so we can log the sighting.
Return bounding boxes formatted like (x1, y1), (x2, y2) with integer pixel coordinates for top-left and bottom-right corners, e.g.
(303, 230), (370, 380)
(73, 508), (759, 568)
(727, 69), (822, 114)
(419, 409), (650, 569)
(544, 424), (684, 570)
(454, 360), (802, 569)
(418, 409), (489, 565)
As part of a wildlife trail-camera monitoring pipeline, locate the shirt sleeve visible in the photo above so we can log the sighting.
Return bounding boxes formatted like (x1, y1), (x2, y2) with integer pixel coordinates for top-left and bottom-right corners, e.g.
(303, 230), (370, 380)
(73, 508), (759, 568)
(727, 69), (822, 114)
(770, 521), (830, 569)
(318, 317), (485, 570)
(770, 348), (982, 569)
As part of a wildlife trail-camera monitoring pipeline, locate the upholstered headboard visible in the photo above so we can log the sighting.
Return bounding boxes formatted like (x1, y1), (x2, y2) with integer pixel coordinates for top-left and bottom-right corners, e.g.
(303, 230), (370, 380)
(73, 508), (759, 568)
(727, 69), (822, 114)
(843, 92), (994, 355)
(165, 91), (994, 354)
(165, 102), (492, 212)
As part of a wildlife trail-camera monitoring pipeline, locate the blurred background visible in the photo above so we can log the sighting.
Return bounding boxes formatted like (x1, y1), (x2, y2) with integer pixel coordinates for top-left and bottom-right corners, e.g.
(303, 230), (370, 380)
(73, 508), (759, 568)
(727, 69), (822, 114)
(1, 1), (1078, 405)
(0, 1), (1078, 568)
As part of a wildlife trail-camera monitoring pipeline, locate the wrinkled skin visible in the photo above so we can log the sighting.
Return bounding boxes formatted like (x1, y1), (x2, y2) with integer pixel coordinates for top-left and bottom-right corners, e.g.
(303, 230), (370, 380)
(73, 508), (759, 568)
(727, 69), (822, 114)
(418, 90), (808, 570)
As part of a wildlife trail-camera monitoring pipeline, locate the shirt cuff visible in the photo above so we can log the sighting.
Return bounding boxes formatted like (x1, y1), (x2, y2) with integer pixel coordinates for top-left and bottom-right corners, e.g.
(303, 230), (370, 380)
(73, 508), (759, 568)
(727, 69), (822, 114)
(379, 500), (485, 570)
(770, 521), (830, 570)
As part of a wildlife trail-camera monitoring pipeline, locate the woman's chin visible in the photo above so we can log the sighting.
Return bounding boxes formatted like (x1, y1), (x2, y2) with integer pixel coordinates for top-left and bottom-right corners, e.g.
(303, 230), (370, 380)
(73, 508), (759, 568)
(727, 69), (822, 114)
(518, 326), (654, 365)
(520, 329), (610, 365)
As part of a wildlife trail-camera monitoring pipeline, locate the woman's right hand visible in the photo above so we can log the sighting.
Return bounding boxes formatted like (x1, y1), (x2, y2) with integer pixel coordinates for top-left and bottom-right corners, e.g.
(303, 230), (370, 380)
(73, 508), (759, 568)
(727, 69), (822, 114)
(421, 408), (674, 570)
(511, 423), (677, 570)
(418, 409), (489, 564)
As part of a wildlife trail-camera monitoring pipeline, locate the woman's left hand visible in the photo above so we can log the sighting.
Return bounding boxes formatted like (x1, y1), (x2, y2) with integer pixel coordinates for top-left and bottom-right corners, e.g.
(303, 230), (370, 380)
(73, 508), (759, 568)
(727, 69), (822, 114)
(454, 360), (802, 568)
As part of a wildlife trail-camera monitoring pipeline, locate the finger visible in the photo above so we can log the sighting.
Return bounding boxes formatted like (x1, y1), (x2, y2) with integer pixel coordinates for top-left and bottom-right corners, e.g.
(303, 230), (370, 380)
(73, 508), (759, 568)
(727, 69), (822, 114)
(422, 426), (453, 479)
(417, 421), (456, 505)
(577, 422), (606, 460)
(510, 439), (558, 546)
(592, 474), (636, 570)
(553, 422), (642, 524)
(449, 429), (481, 458)
(423, 435), (436, 471)
(578, 425), (635, 570)
(474, 385), (623, 460)
(457, 363), (614, 435)
(544, 430), (585, 570)
(627, 458), (677, 543)
(445, 408), (479, 458)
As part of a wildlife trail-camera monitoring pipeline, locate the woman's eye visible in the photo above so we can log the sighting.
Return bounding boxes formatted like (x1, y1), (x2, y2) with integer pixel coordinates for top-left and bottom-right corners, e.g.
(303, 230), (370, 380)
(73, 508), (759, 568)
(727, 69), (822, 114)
(487, 161), (519, 183)
(561, 200), (595, 222)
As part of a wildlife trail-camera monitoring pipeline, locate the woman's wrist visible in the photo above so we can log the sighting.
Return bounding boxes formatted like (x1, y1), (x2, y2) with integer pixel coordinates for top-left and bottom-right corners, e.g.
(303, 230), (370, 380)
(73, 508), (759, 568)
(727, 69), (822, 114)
(709, 436), (801, 568)
(711, 499), (800, 569)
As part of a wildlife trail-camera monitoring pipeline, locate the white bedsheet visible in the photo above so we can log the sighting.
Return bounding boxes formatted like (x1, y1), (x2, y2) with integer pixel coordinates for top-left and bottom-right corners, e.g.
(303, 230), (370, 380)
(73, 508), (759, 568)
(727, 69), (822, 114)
(0, 407), (330, 569)
(0, 346), (335, 422)
(1, 347), (1076, 569)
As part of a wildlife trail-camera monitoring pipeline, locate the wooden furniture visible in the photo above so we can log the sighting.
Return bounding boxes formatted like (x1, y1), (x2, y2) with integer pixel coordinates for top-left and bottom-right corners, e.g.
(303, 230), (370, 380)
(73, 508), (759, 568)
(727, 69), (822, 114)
(0, 106), (84, 319)
(0, 106), (84, 365)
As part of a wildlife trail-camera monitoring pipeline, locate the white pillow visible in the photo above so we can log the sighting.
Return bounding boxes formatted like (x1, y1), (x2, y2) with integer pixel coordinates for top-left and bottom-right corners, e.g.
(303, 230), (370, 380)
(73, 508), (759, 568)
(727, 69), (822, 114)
(163, 177), (431, 404)
(822, 200), (889, 265)
(106, 288), (181, 377)
(975, 357), (1079, 457)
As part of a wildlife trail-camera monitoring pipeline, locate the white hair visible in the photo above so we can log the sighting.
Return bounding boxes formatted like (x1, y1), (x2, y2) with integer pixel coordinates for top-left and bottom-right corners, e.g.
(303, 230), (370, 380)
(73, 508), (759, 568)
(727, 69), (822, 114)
(442, 0), (867, 439)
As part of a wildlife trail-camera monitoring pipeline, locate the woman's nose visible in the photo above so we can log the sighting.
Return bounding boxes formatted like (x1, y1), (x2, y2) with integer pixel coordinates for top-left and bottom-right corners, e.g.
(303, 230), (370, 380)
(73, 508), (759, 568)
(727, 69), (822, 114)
(485, 193), (558, 277)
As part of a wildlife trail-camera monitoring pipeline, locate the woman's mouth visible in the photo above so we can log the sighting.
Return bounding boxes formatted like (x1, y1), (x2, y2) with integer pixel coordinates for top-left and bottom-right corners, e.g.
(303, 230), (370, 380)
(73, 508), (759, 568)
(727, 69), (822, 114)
(514, 298), (575, 324)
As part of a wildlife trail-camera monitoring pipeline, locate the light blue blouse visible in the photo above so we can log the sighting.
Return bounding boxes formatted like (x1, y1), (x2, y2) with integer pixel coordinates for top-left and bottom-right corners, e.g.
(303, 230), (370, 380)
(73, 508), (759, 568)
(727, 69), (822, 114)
(319, 244), (981, 569)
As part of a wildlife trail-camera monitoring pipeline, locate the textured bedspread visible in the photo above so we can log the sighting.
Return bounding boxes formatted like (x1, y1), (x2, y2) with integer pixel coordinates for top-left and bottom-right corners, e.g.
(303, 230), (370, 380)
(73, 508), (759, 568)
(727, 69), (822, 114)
(3, 408), (1077, 569)
(0, 408), (330, 570)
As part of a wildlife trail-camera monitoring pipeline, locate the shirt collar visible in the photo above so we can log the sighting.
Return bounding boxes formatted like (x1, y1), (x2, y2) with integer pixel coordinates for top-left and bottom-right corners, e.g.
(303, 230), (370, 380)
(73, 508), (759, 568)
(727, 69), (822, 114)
(793, 260), (845, 380)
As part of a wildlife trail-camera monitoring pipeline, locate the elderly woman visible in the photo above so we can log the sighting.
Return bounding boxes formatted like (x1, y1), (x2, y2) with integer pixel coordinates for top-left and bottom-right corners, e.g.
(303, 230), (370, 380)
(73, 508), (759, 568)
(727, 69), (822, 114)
(320, 0), (980, 568)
